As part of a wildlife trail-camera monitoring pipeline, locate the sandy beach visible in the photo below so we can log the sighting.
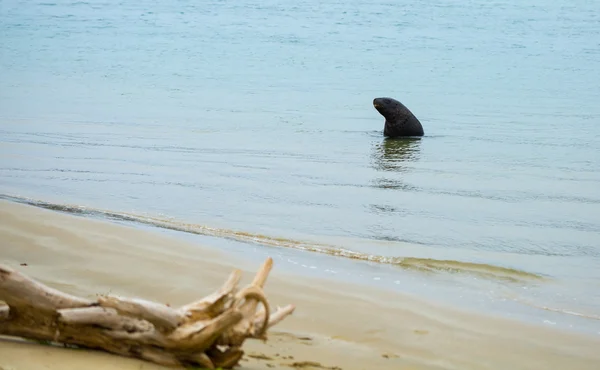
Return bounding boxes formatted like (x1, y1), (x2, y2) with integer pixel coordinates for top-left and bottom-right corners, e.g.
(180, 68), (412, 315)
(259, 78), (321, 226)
(1, 199), (599, 370)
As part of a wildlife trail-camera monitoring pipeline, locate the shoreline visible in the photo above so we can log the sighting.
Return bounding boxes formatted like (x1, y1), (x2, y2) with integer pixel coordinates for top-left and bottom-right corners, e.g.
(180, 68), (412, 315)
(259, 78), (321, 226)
(2, 193), (599, 337)
(2, 199), (600, 369)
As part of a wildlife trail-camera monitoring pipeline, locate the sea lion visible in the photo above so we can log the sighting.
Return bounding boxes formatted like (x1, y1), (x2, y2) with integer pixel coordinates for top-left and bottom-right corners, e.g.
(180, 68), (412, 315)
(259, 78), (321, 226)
(373, 97), (424, 137)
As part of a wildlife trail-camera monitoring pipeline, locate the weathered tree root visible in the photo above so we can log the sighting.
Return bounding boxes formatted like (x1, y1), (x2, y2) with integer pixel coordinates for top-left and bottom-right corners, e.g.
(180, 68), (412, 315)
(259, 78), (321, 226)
(0, 257), (295, 369)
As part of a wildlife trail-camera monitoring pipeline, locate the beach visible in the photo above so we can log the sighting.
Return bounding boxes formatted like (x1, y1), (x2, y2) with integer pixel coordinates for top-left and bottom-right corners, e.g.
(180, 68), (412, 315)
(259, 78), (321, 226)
(3, 0), (600, 340)
(1, 199), (599, 370)
(2, 0), (600, 368)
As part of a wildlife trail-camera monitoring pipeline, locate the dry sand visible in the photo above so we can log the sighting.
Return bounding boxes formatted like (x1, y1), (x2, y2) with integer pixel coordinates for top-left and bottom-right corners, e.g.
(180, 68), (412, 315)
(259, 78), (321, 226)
(1, 199), (599, 370)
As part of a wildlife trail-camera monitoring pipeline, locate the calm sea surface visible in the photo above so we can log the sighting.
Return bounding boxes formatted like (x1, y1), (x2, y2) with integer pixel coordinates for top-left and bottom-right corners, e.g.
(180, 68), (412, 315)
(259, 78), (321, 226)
(1, 0), (599, 334)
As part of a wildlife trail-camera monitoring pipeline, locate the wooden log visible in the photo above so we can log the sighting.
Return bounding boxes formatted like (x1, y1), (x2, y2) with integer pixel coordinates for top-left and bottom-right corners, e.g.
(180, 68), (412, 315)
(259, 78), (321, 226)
(183, 353), (215, 369)
(214, 265), (276, 347)
(255, 303), (296, 330)
(0, 304), (8, 320)
(58, 306), (150, 331)
(0, 257), (295, 369)
(234, 285), (270, 337)
(98, 295), (184, 331)
(0, 265), (92, 310)
(168, 308), (243, 351)
(240, 258), (273, 317)
(207, 346), (245, 369)
(178, 269), (242, 322)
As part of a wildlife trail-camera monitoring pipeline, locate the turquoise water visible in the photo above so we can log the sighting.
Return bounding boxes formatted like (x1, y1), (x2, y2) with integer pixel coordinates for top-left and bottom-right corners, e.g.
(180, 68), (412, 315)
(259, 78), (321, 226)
(1, 1), (599, 333)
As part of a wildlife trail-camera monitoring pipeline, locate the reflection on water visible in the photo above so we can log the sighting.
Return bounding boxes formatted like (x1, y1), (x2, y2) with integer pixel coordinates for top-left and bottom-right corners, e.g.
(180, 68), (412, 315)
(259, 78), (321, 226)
(371, 138), (422, 173)
(370, 138), (422, 193)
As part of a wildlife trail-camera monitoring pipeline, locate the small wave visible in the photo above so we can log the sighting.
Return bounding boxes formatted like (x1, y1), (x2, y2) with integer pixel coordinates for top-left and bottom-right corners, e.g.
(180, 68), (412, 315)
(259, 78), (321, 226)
(393, 257), (543, 282)
(1, 194), (544, 283)
(533, 305), (600, 321)
(507, 296), (600, 321)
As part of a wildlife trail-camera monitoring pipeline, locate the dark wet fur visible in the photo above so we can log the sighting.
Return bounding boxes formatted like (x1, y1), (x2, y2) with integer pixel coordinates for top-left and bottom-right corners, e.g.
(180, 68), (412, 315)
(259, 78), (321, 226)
(373, 97), (424, 137)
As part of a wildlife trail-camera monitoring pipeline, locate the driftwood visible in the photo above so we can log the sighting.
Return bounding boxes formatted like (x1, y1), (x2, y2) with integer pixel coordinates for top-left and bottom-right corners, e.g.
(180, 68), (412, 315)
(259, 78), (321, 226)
(0, 257), (295, 369)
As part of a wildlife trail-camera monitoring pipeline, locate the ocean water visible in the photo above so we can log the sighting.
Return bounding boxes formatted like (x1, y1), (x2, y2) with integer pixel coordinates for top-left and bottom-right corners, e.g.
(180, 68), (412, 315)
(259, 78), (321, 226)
(1, 1), (599, 334)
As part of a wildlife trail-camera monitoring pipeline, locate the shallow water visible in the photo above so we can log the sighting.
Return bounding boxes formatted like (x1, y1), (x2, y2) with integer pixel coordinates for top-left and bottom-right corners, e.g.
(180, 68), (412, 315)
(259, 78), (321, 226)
(1, 0), (599, 334)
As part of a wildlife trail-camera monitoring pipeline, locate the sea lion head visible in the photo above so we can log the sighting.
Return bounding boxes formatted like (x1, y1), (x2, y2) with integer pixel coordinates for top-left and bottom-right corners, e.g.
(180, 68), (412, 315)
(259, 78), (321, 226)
(372, 97), (406, 121)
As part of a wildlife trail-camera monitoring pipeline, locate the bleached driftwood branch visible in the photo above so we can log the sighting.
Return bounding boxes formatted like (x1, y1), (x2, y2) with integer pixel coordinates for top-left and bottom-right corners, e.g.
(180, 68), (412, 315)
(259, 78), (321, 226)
(0, 257), (295, 369)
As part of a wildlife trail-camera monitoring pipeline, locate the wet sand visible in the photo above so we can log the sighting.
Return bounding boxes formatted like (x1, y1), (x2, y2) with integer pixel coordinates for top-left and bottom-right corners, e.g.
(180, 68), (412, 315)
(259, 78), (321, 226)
(1, 199), (599, 370)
